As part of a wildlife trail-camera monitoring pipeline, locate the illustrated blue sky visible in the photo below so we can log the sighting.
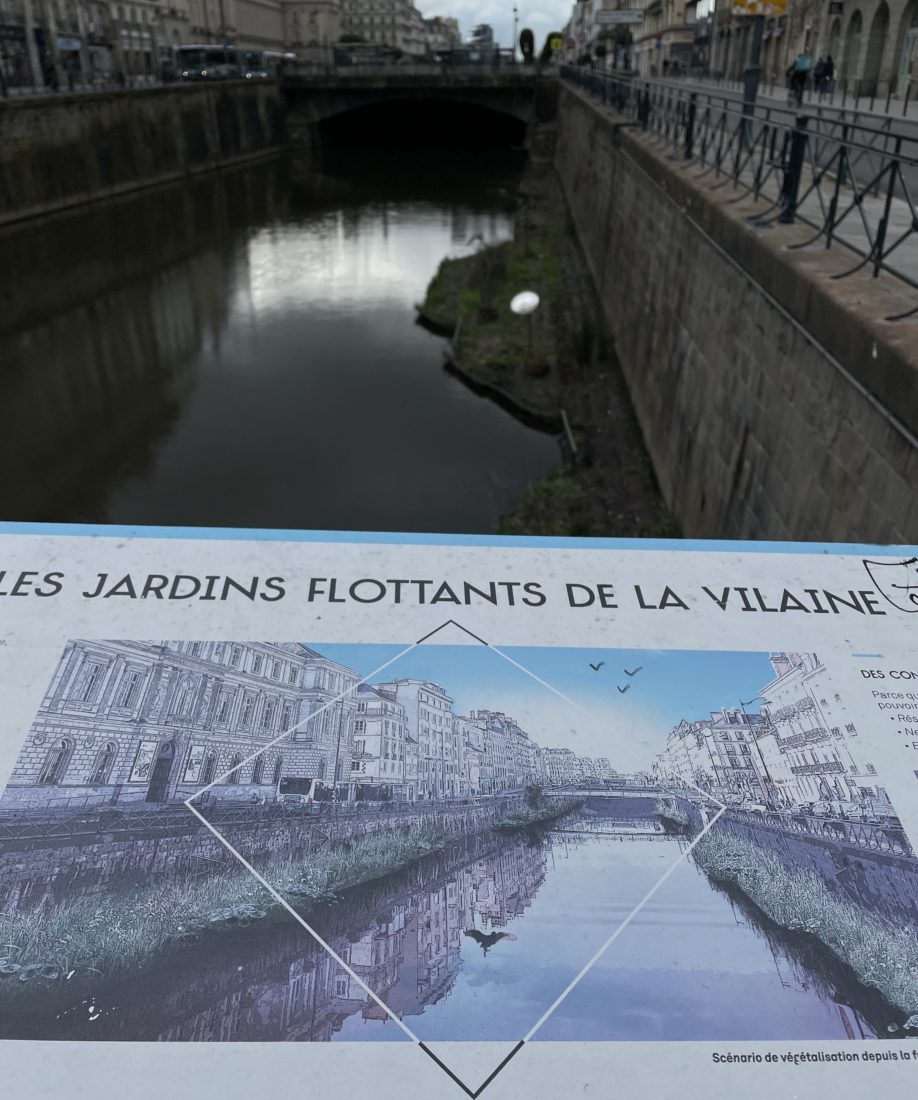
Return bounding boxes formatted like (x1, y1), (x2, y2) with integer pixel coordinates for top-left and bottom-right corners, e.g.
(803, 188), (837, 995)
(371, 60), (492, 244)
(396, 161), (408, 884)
(311, 644), (777, 771)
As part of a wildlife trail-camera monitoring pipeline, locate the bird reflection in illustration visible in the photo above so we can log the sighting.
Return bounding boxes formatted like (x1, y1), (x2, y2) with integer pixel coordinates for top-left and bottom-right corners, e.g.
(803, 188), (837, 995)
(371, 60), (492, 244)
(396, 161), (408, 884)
(463, 929), (519, 956)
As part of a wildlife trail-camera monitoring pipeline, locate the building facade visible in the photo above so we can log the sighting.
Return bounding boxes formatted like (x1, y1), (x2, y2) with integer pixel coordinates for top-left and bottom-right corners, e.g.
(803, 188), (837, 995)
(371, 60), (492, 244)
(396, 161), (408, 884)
(757, 652), (889, 810)
(708, 0), (918, 97)
(1, 639), (363, 809)
(350, 682), (410, 797)
(375, 679), (457, 798)
(656, 707), (764, 798)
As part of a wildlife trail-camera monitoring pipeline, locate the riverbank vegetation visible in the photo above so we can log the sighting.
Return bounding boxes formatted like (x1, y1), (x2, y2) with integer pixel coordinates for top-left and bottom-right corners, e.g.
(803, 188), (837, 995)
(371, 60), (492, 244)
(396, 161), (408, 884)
(0, 823), (447, 990)
(656, 797), (690, 833)
(493, 795), (582, 832)
(693, 831), (918, 1017)
(418, 161), (677, 539)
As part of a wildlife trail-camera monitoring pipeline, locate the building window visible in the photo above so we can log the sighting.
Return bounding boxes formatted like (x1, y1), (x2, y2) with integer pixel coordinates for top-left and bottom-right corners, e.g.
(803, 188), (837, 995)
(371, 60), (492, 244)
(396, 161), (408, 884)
(335, 976), (348, 997)
(190, 642), (202, 656)
(288, 666), (297, 684)
(201, 751), (217, 786)
(273, 756), (283, 785)
(252, 756), (265, 784)
(38, 739), (73, 785)
(116, 670), (142, 708)
(171, 676), (195, 717)
(281, 703), (293, 729)
(230, 646), (242, 668)
(271, 660), (281, 680)
(262, 700), (276, 729)
(75, 662), (104, 703)
(252, 654), (263, 674)
(217, 695), (231, 724)
(226, 754), (243, 784)
(241, 696), (255, 727)
(89, 742), (117, 785)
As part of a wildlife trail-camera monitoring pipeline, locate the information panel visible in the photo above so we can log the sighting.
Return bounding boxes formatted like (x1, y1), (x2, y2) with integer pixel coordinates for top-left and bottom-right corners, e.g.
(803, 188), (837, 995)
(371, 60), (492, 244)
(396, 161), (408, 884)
(0, 523), (915, 1100)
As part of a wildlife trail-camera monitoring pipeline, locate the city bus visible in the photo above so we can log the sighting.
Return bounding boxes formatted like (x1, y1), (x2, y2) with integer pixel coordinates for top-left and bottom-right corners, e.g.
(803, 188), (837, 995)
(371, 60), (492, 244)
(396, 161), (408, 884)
(240, 50), (298, 78)
(176, 45), (242, 81)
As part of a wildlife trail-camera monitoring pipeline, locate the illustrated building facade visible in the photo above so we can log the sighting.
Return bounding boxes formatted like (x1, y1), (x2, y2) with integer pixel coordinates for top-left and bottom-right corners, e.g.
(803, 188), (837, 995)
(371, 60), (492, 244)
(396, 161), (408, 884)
(1, 639), (359, 808)
(756, 652), (889, 810)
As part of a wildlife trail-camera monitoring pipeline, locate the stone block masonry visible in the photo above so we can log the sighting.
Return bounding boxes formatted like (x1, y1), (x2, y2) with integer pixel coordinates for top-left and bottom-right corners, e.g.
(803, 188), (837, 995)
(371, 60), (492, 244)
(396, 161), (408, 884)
(0, 82), (286, 225)
(554, 84), (918, 542)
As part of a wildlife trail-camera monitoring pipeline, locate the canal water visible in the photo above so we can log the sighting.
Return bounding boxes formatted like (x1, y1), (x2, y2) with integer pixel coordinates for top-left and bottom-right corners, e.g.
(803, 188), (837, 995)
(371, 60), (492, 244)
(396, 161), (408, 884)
(0, 806), (891, 1043)
(0, 151), (560, 532)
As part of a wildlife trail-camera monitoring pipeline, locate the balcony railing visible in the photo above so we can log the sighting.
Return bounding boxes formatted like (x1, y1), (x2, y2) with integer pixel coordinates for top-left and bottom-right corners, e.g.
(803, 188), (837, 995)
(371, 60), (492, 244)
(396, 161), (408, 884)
(779, 727), (831, 749)
(790, 760), (845, 775)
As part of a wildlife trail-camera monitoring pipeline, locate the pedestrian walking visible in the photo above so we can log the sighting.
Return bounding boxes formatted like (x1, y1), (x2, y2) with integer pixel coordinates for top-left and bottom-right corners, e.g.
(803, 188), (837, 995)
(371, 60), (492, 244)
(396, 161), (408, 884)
(814, 57), (826, 96)
(824, 54), (835, 95)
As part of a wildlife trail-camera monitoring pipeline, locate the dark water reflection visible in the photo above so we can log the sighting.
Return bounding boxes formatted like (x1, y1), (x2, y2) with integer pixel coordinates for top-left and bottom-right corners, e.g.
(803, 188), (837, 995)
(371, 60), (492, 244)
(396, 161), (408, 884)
(0, 152), (560, 532)
(0, 815), (892, 1043)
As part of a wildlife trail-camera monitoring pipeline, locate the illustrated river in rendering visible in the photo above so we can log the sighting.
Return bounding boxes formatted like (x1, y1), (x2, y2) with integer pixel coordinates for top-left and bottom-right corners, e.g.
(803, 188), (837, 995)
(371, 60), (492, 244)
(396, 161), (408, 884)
(0, 151), (560, 532)
(0, 804), (893, 1044)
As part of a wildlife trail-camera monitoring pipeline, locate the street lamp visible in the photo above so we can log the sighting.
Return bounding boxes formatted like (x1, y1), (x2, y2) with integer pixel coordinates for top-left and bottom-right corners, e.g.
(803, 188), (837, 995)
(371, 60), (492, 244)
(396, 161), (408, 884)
(739, 695), (777, 804)
(512, 5), (519, 61)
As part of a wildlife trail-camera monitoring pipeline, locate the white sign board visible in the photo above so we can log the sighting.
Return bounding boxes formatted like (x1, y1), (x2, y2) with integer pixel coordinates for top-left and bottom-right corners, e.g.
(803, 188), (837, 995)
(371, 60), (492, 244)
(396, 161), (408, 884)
(0, 523), (917, 1100)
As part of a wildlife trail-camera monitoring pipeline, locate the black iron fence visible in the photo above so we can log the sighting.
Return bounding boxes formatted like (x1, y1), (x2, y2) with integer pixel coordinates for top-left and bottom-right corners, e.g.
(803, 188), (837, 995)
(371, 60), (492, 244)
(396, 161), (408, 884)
(560, 67), (918, 321)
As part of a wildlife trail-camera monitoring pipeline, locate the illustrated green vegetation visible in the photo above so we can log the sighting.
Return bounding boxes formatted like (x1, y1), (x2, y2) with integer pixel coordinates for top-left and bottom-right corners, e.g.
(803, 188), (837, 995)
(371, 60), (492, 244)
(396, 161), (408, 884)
(0, 822), (447, 990)
(493, 797), (582, 832)
(693, 831), (918, 1016)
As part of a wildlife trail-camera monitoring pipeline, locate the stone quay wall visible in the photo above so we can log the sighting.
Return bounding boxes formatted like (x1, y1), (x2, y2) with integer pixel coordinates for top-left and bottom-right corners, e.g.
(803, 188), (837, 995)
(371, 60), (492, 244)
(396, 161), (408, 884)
(0, 82), (286, 225)
(554, 83), (918, 542)
(0, 793), (537, 907)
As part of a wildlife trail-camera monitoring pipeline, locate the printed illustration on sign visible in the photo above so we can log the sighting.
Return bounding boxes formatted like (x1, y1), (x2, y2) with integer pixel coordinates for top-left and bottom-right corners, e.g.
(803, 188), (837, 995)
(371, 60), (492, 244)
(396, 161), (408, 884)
(0, 634), (915, 1092)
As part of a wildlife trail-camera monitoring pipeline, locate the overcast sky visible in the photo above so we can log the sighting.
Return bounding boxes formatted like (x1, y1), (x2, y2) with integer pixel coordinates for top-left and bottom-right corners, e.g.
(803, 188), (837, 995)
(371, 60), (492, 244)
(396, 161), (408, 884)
(418, 0), (574, 50)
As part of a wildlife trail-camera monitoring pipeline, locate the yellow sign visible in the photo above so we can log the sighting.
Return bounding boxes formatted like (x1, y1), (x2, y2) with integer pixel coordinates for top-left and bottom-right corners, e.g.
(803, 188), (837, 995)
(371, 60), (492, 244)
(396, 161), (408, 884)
(548, 33), (564, 51)
(732, 0), (788, 14)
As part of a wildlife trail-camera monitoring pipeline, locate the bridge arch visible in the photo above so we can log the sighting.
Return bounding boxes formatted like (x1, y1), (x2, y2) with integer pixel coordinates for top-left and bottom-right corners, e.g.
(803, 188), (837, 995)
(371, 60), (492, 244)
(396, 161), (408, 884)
(315, 96), (528, 149)
(282, 73), (549, 152)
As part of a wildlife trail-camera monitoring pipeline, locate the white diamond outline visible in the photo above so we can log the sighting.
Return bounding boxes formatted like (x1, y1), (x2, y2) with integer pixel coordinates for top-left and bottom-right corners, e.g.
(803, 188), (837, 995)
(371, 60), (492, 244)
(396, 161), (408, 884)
(183, 624), (727, 1092)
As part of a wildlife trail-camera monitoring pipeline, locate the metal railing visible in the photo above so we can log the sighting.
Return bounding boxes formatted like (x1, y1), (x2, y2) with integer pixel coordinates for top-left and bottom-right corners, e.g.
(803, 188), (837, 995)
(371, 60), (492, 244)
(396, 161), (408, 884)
(727, 806), (914, 857)
(1, 71), (164, 98)
(659, 70), (918, 121)
(560, 67), (918, 321)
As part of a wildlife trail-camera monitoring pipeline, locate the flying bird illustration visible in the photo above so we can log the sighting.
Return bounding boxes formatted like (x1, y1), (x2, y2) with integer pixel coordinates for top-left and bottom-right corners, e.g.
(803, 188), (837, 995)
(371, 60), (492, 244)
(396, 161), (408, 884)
(617, 684), (631, 694)
(624, 666), (643, 677)
(589, 661), (605, 671)
(463, 929), (518, 955)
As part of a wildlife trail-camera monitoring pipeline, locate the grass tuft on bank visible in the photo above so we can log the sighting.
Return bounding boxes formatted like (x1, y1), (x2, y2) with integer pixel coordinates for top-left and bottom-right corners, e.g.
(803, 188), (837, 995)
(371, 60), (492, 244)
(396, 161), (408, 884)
(0, 823), (447, 990)
(693, 831), (918, 1016)
(493, 798), (582, 832)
